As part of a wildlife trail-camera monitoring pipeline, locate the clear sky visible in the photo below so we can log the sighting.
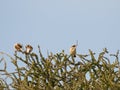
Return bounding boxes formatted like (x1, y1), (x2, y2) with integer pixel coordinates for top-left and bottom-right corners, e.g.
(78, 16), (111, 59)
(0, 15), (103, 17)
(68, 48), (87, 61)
(0, 0), (120, 58)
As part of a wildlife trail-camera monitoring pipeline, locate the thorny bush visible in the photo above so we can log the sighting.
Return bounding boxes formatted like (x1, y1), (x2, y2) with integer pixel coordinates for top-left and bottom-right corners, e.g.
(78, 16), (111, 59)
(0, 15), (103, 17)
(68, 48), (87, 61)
(0, 46), (120, 90)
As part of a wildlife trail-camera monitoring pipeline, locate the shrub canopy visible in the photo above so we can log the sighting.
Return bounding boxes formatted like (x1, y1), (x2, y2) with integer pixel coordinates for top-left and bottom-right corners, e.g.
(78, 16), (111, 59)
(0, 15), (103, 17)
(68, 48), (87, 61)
(0, 47), (120, 90)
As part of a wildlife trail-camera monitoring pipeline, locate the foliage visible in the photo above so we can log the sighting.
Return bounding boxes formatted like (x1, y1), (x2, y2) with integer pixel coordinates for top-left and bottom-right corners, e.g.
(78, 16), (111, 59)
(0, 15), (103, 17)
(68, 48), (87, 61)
(0, 46), (120, 90)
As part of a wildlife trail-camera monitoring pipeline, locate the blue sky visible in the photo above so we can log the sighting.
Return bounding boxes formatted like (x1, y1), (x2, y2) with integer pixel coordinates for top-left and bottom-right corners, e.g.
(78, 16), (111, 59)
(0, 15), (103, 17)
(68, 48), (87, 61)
(0, 0), (120, 58)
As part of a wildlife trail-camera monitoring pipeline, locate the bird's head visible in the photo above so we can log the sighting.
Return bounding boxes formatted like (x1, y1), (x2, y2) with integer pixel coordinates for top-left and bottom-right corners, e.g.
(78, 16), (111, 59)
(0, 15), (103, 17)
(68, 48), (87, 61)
(72, 45), (76, 47)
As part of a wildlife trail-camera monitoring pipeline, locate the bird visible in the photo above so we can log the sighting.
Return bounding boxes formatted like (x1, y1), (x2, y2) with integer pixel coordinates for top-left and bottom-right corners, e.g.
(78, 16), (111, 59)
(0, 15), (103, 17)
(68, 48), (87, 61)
(69, 45), (77, 57)
(25, 44), (33, 54)
(14, 43), (23, 52)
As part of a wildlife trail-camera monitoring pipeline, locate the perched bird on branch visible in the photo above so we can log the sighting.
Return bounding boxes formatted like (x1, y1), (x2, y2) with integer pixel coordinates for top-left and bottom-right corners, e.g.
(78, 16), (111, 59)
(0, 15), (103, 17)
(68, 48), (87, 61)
(70, 45), (77, 57)
(14, 43), (23, 52)
(25, 45), (33, 54)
